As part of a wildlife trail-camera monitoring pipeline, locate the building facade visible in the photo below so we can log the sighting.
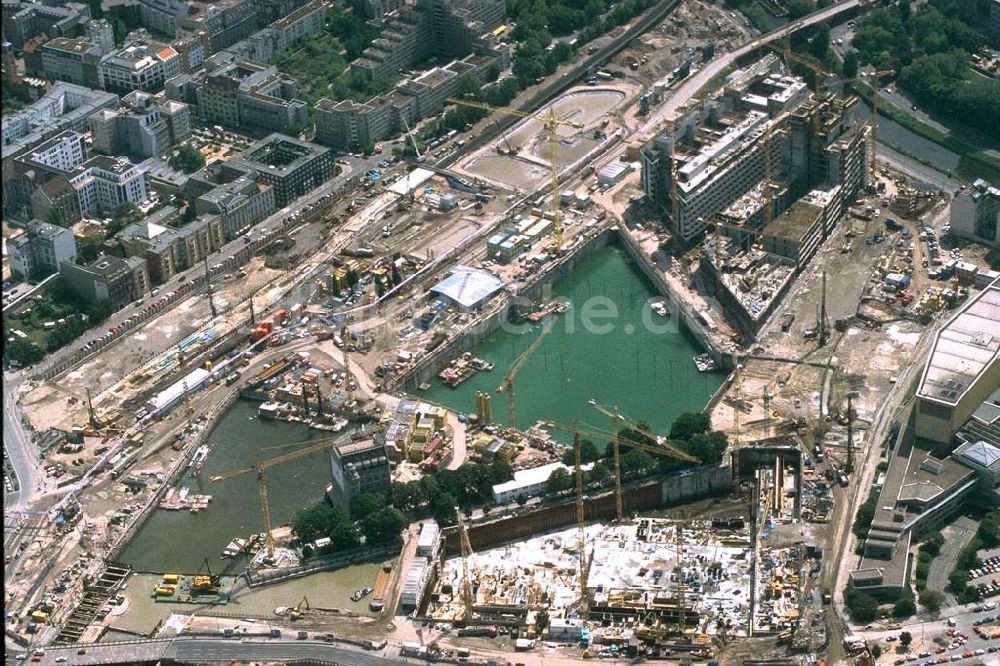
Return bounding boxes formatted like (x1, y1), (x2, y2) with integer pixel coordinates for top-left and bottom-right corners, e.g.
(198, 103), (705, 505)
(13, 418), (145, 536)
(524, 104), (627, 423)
(60, 254), (150, 309)
(97, 36), (181, 94)
(89, 91), (191, 158)
(7, 219), (77, 279)
(225, 133), (332, 206)
(39, 37), (102, 88)
(951, 179), (1000, 249)
(327, 437), (392, 511)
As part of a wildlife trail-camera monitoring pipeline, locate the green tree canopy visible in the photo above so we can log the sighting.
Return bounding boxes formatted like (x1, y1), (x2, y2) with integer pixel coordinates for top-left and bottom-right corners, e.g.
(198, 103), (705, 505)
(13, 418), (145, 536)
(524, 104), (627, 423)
(669, 412), (711, 441)
(546, 467), (573, 493)
(168, 144), (206, 173)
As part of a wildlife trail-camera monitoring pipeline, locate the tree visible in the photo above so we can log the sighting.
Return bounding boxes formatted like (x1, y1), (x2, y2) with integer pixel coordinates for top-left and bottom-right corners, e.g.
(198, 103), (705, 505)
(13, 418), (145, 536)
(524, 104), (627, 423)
(669, 412), (711, 441)
(5, 338), (44, 366)
(588, 460), (611, 486)
(844, 588), (880, 623)
(809, 24), (830, 60)
(871, 644), (882, 660)
(352, 492), (384, 521)
(46, 207), (65, 227)
(842, 51), (859, 78)
(919, 589), (944, 612)
(76, 235), (104, 264)
(169, 144), (206, 173)
(786, 0), (816, 20)
(684, 431), (728, 464)
(108, 201), (141, 237)
(621, 449), (654, 476)
(893, 594), (916, 618)
(535, 609), (550, 633)
(899, 631), (912, 648)
(560, 439), (601, 466)
(431, 491), (458, 525)
(546, 467), (573, 493)
(361, 506), (406, 544)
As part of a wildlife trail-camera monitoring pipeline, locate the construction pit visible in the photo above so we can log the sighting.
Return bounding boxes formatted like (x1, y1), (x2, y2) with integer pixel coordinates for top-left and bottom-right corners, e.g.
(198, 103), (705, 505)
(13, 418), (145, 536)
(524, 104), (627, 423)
(428, 517), (756, 638)
(460, 87), (630, 192)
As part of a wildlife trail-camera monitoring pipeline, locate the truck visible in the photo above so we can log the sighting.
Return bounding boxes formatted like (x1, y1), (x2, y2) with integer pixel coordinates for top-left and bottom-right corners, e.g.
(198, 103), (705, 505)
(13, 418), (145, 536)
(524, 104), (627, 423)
(402, 642), (428, 657)
(822, 589), (832, 604)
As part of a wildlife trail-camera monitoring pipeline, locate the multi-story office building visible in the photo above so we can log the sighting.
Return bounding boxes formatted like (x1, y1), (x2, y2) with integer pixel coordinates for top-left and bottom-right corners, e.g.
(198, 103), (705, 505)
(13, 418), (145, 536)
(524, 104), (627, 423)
(40, 37), (103, 87)
(7, 219), (77, 279)
(915, 280), (1000, 445)
(2, 1), (91, 49)
(951, 179), (999, 249)
(89, 91), (191, 158)
(136, 0), (187, 36)
(97, 35), (181, 94)
(225, 133), (332, 206)
(68, 155), (150, 217)
(193, 172), (276, 240)
(84, 18), (116, 55)
(181, 0), (259, 52)
(168, 59), (308, 134)
(327, 437), (392, 511)
(60, 254), (150, 309)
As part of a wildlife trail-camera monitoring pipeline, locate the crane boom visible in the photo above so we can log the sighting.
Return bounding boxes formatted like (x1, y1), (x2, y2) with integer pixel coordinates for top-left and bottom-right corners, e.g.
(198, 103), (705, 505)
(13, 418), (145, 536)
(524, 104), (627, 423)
(446, 97), (584, 254)
(209, 436), (340, 557)
(400, 115), (424, 163)
(496, 322), (553, 428)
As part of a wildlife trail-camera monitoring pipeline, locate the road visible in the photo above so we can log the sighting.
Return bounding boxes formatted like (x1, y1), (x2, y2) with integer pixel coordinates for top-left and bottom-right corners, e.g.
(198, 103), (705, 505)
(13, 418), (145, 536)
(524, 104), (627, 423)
(17, 636), (414, 665)
(856, 601), (1000, 663)
(2, 372), (38, 513)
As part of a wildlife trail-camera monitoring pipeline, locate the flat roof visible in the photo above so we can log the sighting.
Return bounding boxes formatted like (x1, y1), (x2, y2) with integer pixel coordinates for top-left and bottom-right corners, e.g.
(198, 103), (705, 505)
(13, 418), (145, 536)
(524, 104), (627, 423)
(429, 266), (504, 309)
(763, 199), (823, 242)
(918, 280), (1000, 406)
(388, 168), (434, 195)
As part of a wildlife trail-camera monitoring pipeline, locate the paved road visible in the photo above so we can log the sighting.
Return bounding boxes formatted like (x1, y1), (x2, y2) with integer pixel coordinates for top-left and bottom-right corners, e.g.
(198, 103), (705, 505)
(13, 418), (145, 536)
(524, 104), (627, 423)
(2, 372), (38, 513)
(928, 516), (979, 606)
(18, 637), (411, 665)
(877, 144), (963, 192)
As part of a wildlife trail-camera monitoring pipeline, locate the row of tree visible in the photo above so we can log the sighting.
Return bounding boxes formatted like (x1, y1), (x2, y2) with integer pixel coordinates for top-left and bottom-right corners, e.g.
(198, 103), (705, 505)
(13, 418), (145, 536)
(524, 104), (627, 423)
(852, 0), (999, 131)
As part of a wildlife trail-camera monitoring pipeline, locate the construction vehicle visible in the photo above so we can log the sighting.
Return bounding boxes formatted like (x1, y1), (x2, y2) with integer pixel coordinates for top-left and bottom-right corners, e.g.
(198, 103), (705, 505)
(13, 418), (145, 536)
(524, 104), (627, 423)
(401, 116), (425, 164)
(209, 437), (342, 557)
(446, 97), (585, 253)
(289, 596), (310, 620)
(496, 321), (553, 428)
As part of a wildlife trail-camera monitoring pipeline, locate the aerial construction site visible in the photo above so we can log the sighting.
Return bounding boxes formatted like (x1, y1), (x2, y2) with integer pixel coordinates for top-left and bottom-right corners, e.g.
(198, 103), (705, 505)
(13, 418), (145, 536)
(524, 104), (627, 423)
(4, 0), (1000, 664)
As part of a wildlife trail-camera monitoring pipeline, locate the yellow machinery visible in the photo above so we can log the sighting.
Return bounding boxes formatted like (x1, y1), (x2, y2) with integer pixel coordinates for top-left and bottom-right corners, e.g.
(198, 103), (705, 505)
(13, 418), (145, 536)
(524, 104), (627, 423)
(586, 401), (700, 521)
(209, 437), (338, 557)
(445, 97), (585, 253)
(496, 321), (553, 428)
(457, 510), (475, 622)
(289, 595), (310, 620)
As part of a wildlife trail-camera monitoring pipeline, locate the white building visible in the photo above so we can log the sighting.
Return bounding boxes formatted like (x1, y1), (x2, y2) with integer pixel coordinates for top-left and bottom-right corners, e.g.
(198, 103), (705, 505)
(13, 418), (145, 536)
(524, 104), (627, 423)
(951, 179), (1000, 249)
(98, 38), (181, 93)
(491, 461), (594, 504)
(914, 279), (1000, 445)
(400, 558), (430, 608)
(69, 155), (149, 216)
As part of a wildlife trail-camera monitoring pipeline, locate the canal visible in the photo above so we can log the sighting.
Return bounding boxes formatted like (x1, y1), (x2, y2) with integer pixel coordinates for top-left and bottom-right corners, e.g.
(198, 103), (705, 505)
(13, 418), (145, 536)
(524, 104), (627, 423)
(422, 246), (725, 435)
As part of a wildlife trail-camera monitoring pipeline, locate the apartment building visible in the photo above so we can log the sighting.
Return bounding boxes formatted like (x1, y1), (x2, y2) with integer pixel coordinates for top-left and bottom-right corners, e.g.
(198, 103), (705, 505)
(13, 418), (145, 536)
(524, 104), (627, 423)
(60, 255), (150, 309)
(418, 0), (505, 58)
(2, 1), (91, 49)
(7, 219), (77, 279)
(641, 57), (866, 245)
(136, 0), (188, 36)
(97, 36), (181, 94)
(181, 0), (259, 52)
(39, 37), (102, 88)
(232, 0), (326, 64)
(89, 91), (191, 158)
(951, 179), (1000, 249)
(314, 47), (507, 151)
(115, 211), (226, 284)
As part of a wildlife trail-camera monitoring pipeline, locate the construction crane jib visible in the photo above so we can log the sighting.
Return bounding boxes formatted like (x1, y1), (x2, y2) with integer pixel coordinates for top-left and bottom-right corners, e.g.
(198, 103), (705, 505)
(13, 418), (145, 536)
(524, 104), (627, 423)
(446, 97), (584, 253)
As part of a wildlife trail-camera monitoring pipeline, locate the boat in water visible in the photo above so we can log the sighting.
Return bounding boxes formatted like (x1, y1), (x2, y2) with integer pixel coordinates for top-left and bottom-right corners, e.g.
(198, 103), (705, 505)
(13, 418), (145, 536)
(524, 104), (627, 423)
(693, 353), (717, 373)
(350, 586), (373, 602)
(650, 300), (669, 318)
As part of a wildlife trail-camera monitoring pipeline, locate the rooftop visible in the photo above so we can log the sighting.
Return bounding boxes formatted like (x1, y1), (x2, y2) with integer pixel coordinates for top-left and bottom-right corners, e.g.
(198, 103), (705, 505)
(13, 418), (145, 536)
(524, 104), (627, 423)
(954, 439), (1000, 472)
(763, 199), (823, 242)
(429, 265), (505, 309)
(918, 280), (1000, 406)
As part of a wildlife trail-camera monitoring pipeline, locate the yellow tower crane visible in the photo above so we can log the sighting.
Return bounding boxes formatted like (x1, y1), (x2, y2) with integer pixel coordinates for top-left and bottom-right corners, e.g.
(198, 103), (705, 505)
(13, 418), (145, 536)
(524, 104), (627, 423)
(457, 510), (476, 622)
(445, 97), (585, 253)
(546, 420), (701, 610)
(585, 401), (700, 521)
(496, 321), (553, 428)
(209, 437), (339, 557)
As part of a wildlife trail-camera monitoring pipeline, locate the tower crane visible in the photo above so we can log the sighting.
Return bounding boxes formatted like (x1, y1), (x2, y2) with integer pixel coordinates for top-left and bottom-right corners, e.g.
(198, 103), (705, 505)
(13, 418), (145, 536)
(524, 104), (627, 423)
(209, 436), (341, 557)
(545, 420), (701, 608)
(496, 321), (553, 428)
(586, 400), (700, 521)
(400, 116), (425, 164)
(446, 97), (585, 253)
(457, 510), (476, 622)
